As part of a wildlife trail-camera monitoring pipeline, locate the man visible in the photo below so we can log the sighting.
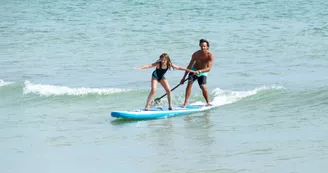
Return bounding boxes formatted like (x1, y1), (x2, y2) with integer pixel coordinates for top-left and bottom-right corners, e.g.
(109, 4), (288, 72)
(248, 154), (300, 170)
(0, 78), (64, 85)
(180, 39), (214, 107)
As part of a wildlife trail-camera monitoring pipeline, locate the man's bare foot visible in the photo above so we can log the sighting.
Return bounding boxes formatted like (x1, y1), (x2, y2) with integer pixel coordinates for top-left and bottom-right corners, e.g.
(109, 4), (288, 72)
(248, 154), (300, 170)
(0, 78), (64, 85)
(145, 106), (150, 111)
(206, 103), (213, 107)
(181, 102), (188, 108)
(169, 107), (173, 110)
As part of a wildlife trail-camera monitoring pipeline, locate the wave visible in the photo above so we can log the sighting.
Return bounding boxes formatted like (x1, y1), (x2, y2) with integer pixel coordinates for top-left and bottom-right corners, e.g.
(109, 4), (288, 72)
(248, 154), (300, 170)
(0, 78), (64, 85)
(4, 79), (326, 110)
(286, 87), (328, 109)
(210, 85), (285, 106)
(0, 80), (14, 87)
(23, 81), (133, 96)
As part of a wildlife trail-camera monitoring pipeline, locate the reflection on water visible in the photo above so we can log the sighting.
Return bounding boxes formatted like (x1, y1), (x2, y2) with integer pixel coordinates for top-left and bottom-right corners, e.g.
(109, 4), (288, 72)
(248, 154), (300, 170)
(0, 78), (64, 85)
(184, 111), (211, 125)
(147, 118), (173, 128)
(109, 118), (140, 125)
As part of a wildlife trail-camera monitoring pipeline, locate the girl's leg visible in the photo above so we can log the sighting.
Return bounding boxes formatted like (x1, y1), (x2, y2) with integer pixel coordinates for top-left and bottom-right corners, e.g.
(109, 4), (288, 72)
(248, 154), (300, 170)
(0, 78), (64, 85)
(159, 78), (173, 110)
(145, 77), (158, 110)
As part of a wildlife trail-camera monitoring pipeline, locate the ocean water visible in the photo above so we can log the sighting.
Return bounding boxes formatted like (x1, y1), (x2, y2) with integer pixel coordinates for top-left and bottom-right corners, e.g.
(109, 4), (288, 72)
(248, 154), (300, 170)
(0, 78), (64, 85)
(1, 0), (328, 172)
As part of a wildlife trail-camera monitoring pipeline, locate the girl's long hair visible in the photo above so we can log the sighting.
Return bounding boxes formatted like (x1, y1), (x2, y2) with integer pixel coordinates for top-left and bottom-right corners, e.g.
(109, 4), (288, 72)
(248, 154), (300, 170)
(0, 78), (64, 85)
(159, 53), (172, 70)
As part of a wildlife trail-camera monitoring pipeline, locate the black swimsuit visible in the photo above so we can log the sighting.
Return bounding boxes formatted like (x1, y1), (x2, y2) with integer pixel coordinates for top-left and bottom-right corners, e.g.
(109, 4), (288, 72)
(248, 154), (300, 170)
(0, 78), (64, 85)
(152, 62), (168, 81)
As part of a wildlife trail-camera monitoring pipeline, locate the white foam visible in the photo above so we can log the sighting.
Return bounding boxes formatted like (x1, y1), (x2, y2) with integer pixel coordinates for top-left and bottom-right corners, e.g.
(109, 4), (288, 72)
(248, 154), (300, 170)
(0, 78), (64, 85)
(211, 85), (284, 106)
(23, 81), (132, 96)
(0, 80), (14, 87)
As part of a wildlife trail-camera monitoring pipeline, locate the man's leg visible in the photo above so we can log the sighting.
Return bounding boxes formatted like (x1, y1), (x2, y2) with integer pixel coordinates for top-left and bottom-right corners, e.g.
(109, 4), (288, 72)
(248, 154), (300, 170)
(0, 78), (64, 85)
(198, 76), (211, 105)
(200, 85), (211, 105)
(182, 82), (193, 107)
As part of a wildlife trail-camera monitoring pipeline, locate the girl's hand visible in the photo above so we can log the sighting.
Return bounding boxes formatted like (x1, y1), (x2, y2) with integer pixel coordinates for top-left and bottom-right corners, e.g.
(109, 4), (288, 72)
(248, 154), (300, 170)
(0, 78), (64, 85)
(189, 70), (196, 74)
(134, 67), (142, 70)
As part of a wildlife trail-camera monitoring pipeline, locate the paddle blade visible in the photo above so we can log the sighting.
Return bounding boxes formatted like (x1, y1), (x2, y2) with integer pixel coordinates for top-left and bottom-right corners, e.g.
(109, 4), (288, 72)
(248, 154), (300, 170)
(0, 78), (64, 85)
(153, 98), (161, 105)
(150, 100), (159, 106)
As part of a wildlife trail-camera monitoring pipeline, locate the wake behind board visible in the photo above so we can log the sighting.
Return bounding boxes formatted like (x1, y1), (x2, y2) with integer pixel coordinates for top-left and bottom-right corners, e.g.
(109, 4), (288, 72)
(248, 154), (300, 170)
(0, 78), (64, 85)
(111, 104), (216, 120)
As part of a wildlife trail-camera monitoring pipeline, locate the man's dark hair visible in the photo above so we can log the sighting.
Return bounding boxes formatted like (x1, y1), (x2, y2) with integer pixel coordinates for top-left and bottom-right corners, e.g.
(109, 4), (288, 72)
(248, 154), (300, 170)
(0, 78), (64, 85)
(199, 39), (210, 48)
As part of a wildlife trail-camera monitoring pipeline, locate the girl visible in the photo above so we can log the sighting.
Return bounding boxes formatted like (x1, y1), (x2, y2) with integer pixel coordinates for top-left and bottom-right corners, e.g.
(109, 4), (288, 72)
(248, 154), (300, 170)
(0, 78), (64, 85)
(135, 53), (195, 110)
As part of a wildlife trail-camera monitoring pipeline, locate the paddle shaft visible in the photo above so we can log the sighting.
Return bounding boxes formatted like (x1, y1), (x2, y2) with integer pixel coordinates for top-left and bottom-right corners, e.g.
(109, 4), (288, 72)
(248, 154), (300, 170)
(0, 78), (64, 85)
(155, 78), (188, 100)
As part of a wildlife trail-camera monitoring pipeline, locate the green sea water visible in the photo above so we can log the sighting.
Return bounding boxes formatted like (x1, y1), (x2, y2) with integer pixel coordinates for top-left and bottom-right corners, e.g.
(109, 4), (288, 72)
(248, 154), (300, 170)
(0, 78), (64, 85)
(1, 0), (328, 172)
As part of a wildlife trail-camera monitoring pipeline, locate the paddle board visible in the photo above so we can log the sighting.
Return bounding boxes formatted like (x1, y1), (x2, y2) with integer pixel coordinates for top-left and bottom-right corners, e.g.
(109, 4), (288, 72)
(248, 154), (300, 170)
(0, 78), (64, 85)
(111, 104), (216, 119)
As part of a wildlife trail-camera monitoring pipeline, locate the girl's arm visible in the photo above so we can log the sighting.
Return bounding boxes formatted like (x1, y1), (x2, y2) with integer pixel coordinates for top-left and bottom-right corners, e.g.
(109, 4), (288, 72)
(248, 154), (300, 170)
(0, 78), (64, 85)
(135, 61), (159, 70)
(171, 64), (195, 73)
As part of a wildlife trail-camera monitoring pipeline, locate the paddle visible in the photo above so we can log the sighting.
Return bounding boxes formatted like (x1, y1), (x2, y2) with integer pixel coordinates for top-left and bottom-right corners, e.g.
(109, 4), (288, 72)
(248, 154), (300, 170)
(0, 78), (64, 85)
(152, 78), (188, 105)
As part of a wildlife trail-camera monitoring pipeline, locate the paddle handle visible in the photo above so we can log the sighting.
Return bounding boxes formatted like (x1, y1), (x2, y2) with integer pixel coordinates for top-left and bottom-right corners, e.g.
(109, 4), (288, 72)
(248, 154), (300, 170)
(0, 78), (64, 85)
(157, 78), (188, 100)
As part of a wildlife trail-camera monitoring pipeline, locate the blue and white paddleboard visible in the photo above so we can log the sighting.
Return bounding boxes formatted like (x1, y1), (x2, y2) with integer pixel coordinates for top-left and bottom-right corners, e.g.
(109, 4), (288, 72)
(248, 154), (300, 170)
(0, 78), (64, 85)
(111, 104), (216, 120)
